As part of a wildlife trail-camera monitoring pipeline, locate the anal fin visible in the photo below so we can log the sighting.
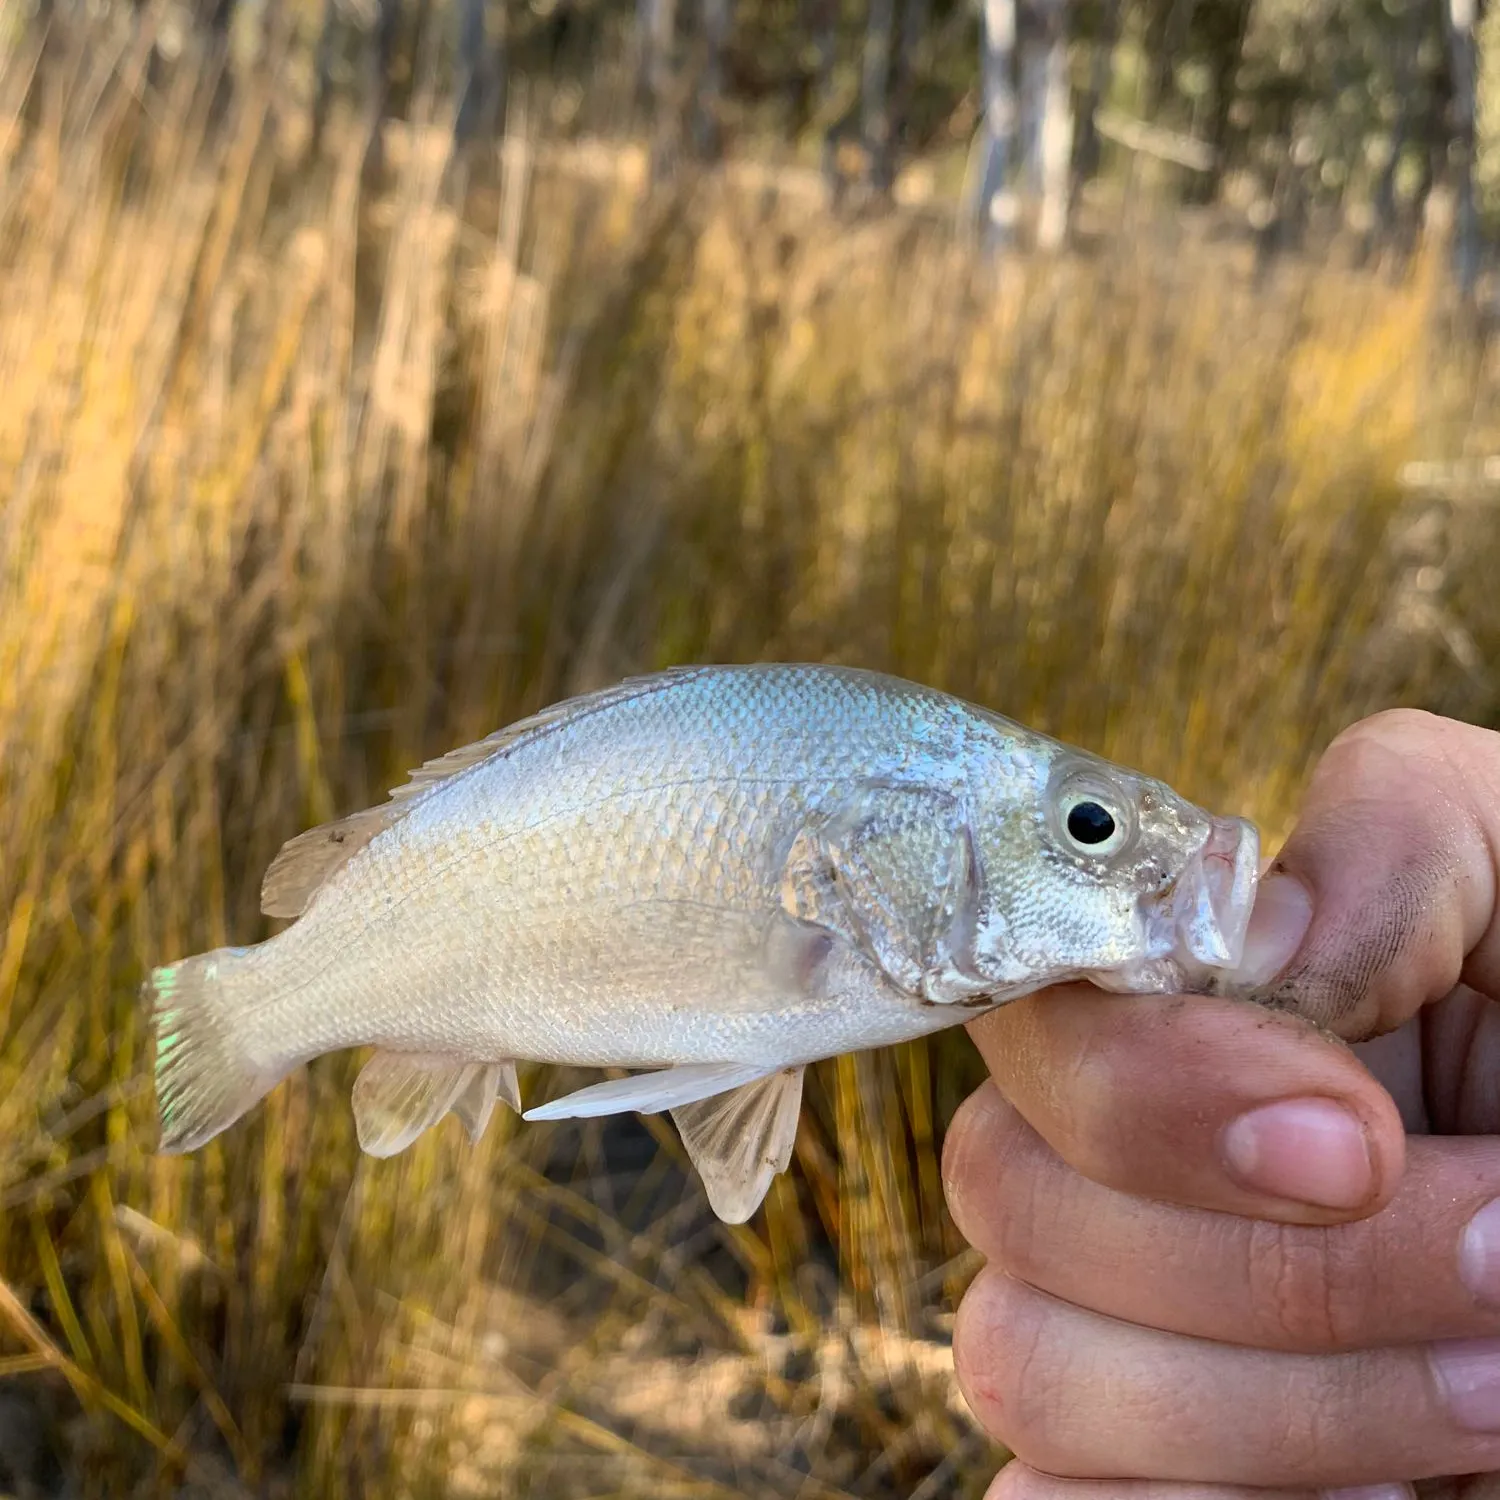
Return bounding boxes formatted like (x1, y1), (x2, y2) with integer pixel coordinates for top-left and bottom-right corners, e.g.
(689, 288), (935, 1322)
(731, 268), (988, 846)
(671, 1067), (805, 1224)
(352, 1051), (521, 1157)
(452, 1061), (522, 1144)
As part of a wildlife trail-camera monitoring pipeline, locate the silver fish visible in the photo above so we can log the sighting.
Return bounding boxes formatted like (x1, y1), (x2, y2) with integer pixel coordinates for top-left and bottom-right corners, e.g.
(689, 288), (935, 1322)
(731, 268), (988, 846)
(151, 664), (1258, 1222)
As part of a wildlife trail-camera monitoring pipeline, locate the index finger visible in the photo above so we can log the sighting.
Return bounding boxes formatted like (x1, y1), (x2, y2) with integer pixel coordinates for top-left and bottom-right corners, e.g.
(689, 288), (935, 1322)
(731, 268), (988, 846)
(960, 985), (1406, 1224)
(1245, 709), (1500, 1038)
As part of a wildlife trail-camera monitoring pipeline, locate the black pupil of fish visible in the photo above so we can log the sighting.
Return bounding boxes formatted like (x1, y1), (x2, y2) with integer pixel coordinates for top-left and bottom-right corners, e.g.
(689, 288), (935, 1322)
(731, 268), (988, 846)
(1067, 801), (1116, 846)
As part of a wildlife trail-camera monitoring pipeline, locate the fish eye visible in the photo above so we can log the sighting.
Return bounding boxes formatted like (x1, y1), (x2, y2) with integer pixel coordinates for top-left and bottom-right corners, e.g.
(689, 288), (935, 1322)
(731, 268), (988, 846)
(1054, 783), (1132, 858)
(1066, 800), (1116, 846)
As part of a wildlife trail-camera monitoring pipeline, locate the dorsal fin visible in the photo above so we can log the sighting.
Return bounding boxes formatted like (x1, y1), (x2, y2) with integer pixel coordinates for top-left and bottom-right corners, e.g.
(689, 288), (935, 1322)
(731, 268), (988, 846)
(259, 806), (402, 919)
(260, 667), (712, 919)
(382, 666), (709, 806)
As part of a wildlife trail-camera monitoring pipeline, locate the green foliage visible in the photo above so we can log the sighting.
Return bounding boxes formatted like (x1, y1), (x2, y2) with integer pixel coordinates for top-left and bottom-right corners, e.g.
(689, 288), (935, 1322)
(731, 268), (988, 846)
(1232, 0), (1451, 207)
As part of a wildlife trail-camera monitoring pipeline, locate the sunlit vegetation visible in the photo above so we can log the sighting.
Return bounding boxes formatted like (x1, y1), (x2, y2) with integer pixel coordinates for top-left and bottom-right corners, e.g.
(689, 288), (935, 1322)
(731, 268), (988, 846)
(2, 21), (1499, 1496)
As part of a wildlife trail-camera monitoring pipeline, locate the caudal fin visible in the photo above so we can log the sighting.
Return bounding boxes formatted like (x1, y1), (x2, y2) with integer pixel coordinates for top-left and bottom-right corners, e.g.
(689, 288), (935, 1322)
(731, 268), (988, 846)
(150, 948), (283, 1153)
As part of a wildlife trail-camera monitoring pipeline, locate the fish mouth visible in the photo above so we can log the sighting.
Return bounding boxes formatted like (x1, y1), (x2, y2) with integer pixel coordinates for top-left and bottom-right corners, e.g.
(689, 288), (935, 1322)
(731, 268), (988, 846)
(1091, 814), (1261, 996)
(1172, 814), (1260, 972)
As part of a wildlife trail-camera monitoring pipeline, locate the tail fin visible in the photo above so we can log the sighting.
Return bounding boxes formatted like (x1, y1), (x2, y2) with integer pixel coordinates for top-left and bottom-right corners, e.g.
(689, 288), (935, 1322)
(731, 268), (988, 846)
(150, 948), (283, 1153)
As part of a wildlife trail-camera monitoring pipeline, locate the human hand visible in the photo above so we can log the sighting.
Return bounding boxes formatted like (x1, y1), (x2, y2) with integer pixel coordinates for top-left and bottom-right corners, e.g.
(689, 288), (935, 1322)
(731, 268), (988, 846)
(943, 709), (1500, 1499)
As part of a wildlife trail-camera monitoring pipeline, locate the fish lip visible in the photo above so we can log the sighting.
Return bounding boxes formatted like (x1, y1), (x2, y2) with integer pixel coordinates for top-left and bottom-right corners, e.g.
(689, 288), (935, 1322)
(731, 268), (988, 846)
(1174, 815), (1260, 971)
(1088, 816), (1262, 997)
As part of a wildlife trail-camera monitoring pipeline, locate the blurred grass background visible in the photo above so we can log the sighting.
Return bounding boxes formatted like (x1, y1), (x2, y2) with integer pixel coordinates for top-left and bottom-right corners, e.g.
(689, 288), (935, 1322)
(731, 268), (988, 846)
(5, 13), (1500, 1498)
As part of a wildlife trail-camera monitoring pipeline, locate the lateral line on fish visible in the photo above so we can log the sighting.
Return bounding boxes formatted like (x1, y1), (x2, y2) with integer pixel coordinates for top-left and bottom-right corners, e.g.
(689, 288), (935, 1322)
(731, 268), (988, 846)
(287, 772), (843, 929)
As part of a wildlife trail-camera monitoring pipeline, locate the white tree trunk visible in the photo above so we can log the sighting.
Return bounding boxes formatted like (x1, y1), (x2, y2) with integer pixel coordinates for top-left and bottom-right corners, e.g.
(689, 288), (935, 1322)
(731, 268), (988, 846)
(1034, 0), (1073, 249)
(976, 0), (1018, 246)
(1446, 0), (1480, 298)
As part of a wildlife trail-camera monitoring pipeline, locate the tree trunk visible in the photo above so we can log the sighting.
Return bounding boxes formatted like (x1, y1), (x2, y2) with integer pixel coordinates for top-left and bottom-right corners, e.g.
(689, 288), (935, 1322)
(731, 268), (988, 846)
(974, 0), (1018, 247)
(1445, 0), (1481, 299)
(647, 0), (680, 177)
(692, 0), (731, 159)
(205, 0), (235, 44)
(311, 0), (340, 151)
(456, 0), (507, 141)
(1141, 0), (1192, 121)
(371, 0), (398, 119)
(862, 0), (896, 190)
(204, 0), (237, 133)
(1017, 4), (1045, 190)
(634, 0), (654, 106)
(1193, 0), (1250, 203)
(454, 0), (486, 140)
(888, 0), (929, 169)
(1032, 0), (1072, 249)
(1071, 0), (1119, 199)
(1371, 0), (1421, 252)
(361, 0), (399, 180)
(812, 0), (853, 199)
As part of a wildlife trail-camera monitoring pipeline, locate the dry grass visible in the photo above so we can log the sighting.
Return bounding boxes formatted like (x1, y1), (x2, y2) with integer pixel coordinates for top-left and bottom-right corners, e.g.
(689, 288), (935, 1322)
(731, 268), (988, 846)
(3, 17), (1500, 1498)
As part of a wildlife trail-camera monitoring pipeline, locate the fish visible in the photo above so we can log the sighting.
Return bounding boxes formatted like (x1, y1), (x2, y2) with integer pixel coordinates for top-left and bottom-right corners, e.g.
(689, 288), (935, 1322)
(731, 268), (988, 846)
(149, 663), (1259, 1223)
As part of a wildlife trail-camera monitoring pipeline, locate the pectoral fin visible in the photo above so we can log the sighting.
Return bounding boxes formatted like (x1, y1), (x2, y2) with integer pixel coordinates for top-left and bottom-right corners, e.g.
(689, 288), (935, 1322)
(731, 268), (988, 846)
(522, 1061), (775, 1121)
(670, 1067), (804, 1223)
(352, 1051), (521, 1156)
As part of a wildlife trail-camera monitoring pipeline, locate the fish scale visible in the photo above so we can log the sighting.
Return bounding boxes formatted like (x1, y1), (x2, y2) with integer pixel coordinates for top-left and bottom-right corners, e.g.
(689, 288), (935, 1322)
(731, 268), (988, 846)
(149, 663), (1260, 1222)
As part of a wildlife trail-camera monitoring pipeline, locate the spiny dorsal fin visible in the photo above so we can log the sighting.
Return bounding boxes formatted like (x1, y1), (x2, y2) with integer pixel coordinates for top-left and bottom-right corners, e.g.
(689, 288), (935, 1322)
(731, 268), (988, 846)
(260, 667), (712, 918)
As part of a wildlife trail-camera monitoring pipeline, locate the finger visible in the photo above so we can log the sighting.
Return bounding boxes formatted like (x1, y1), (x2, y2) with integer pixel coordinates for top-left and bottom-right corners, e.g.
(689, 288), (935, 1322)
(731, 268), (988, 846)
(1407, 986), (1500, 1136)
(1238, 709), (1500, 1037)
(986, 1467), (1413, 1500)
(952, 1269), (1500, 1488)
(961, 986), (1406, 1224)
(945, 1085), (1500, 1353)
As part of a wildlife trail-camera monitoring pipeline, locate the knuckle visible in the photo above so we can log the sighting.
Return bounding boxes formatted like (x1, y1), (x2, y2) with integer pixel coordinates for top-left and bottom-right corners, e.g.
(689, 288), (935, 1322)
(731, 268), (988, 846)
(942, 1085), (1042, 1262)
(1264, 1350), (1396, 1478)
(1317, 708), (1438, 792)
(952, 1270), (1067, 1464)
(1333, 706), (1444, 747)
(941, 1085), (1004, 1243)
(1044, 1023), (1133, 1183)
(980, 1465), (1047, 1499)
(1242, 1219), (1367, 1351)
(1320, 706), (1500, 809)
(941, 1085), (996, 1209)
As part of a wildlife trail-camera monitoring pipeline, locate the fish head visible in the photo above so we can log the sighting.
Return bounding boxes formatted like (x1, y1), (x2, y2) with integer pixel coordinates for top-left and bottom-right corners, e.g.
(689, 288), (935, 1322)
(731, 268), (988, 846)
(966, 744), (1260, 998)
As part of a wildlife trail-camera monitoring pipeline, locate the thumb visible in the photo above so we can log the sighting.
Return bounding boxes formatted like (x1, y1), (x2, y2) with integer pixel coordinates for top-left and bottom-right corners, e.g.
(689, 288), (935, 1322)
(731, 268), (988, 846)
(1235, 708), (1500, 1039)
